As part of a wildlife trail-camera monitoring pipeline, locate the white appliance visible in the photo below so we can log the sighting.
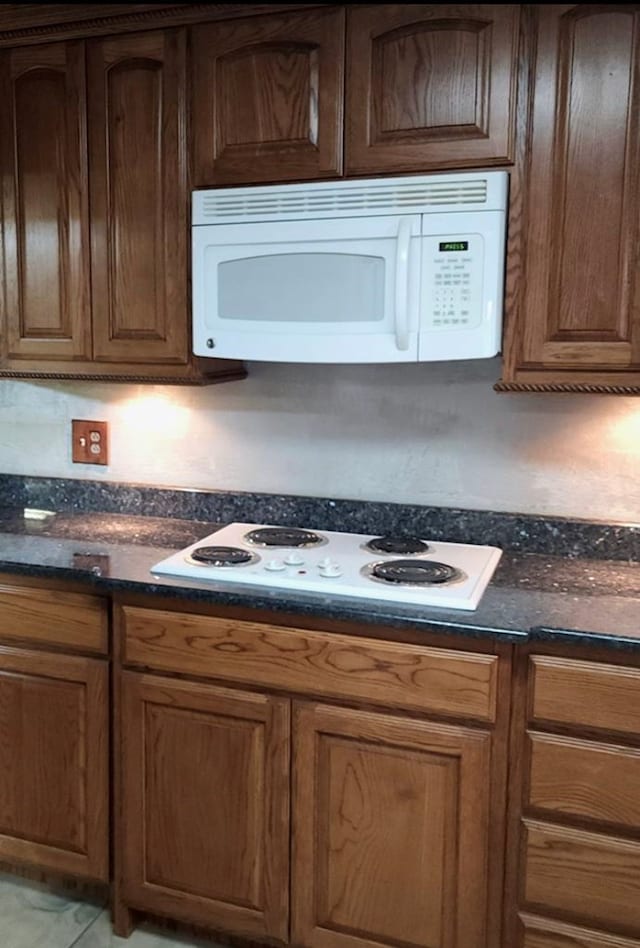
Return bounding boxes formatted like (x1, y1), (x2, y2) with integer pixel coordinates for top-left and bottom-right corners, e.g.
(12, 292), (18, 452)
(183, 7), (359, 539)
(192, 171), (508, 364)
(150, 523), (502, 612)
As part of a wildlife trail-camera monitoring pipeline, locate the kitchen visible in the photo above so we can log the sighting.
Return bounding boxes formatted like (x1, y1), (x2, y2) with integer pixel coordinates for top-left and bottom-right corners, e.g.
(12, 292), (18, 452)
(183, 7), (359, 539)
(0, 3), (639, 948)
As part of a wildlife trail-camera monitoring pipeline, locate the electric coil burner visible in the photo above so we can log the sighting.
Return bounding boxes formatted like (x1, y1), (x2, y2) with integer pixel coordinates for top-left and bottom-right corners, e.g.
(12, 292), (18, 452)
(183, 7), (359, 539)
(364, 536), (431, 555)
(151, 522), (502, 612)
(188, 546), (257, 567)
(363, 559), (464, 586)
(244, 527), (326, 548)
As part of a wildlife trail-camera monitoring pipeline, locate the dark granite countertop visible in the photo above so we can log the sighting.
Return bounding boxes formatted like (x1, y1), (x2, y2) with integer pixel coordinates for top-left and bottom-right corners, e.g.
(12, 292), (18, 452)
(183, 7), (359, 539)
(0, 506), (639, 651)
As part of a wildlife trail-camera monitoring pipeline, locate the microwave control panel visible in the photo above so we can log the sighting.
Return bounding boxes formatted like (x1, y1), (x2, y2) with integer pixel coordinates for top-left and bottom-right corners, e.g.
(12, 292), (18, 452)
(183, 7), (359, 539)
(422, 235), (484, 330)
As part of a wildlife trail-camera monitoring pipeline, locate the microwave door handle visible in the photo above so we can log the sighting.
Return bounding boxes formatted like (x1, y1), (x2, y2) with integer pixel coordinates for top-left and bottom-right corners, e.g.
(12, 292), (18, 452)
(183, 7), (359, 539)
(394, 218), (412, 351)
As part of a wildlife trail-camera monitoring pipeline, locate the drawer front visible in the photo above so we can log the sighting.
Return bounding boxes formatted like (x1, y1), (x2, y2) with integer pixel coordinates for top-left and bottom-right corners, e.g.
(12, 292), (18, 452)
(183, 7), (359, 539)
(530, 656), (640, 736)
(528, 732), (640, 830)
(520, 912), (640, 947)
(121, 605), (498, 722)
(0, 582), (108, 654)
(523, 819), (640, 933)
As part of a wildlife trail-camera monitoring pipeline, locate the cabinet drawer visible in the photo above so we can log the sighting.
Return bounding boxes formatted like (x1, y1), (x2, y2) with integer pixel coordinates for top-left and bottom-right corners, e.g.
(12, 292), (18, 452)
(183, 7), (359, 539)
(529, 656), (640, 736)
(120, 606), (498, 722)
(0, 582), (108, 654)
(528, 732), (640, 830)
(523, 819), (640, 933)
(520, 912), (640, 948)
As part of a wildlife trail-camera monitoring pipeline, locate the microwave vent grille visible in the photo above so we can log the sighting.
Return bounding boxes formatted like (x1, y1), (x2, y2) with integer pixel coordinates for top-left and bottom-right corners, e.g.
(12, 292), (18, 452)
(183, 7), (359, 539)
(197, 178), (491, 223)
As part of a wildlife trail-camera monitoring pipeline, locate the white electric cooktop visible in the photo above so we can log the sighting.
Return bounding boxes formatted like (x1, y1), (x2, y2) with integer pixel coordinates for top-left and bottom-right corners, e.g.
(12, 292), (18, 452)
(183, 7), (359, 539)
(150, 522), (502, 612)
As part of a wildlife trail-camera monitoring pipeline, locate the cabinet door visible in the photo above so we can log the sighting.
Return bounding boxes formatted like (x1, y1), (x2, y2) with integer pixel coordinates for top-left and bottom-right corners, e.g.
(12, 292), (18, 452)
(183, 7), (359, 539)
(292, 702), (493, 948)
(88, 29), (188, 364)
(0, 647), (108, 881)
(501, 5), (640, 392)
(120, 672), (290, 944)
(192, 8), (344, 185)
(0, 42), (90, 361)
(346, 4), (519, 175)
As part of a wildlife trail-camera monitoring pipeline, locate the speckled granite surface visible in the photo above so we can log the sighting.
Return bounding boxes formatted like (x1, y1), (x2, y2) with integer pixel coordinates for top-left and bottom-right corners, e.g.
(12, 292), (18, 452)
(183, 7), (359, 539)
(0, 504), (638, 650)
(1, 474), (639, 560)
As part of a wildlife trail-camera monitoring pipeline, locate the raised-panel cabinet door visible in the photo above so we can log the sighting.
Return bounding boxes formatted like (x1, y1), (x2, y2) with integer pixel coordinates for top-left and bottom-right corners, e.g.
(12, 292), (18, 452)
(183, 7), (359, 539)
(292, 702), (493, 948)
(346, 4), (519, 175)
(0, 647), (108, 881)
(191, 8), (344, 185)
(501, 5), (640, 392)
(88, 29), (188, 363)
(0, 41), (90, 361)
(120, 672), (290, 944)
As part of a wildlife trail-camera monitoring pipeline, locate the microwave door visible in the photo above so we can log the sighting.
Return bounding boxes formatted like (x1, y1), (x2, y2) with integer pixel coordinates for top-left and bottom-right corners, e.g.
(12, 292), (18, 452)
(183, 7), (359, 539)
(192, 216), (421, 363)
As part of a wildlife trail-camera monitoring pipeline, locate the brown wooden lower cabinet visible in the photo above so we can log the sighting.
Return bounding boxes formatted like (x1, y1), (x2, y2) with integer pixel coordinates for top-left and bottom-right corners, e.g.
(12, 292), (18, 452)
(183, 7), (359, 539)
(506, 650), (640, 948)
(117, 676), (502, 946)
(0, 645), (108, 881)
(292, 701), (494, 948)
(114, 598), (510, 946)
(119, 671), (291, 944)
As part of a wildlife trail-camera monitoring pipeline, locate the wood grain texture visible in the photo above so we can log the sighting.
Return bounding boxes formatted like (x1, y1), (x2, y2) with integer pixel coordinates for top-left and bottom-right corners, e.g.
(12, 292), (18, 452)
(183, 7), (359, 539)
(527, 732), (640, 831)
(346, 4), (519, 174)
(0, 583), (108, 654)
(120, 671), (289, 943)
(0, 5), (318, 46)
(0, 41), (90, 361)
(504, 5), (640, 385)
(502, 648), (536, 948)
(192, 7), (344, 184)
(120, 605), (498, 722)
(292, 701), (493, 948)
(520, 912), (640, 948)
(88, 28), (188, 364)
(0, 646), (108, 881)
(498, 2), (533, 382)
(0, 360), (247, 383)
(523, 819), (640, 934)
(111, 623), (136, 938)
(529, 655), (640, 738)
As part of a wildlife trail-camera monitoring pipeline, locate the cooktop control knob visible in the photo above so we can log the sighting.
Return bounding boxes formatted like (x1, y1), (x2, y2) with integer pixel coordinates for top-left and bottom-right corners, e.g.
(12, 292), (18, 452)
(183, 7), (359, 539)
(284, 552), (305, 566)
(264, 559), (286, 571)
(318, 559), (342, 578)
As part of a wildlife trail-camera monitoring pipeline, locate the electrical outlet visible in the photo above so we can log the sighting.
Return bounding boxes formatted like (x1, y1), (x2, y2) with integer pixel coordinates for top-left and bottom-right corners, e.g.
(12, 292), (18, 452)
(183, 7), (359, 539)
(72, 420), (109, 465)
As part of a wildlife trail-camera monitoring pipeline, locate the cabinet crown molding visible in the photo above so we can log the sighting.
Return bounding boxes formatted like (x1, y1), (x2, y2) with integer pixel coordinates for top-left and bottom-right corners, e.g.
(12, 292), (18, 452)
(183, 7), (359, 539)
(0, 4), (317, 45)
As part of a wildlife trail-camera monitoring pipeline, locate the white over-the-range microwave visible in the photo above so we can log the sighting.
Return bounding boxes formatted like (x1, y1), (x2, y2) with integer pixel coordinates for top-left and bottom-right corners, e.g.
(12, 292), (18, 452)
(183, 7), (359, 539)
(192, 171), (508, 364)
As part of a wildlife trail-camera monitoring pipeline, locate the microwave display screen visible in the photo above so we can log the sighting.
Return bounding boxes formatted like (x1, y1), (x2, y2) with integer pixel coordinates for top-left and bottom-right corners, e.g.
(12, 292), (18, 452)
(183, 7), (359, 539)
(439, 241), (469, 252)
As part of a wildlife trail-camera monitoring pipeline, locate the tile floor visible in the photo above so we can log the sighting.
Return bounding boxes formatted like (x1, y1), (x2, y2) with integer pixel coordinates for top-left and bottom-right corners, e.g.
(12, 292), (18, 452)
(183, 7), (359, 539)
(0, 873), (222, 948)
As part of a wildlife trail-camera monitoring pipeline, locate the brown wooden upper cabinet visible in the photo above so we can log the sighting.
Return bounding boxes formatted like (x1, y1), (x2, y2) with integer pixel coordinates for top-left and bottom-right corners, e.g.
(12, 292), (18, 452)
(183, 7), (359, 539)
(88, 30), (188, 365)
(498, 5), (640, 394)
(0, 30), (244, 383)
(191, 8), (345, 186)
(345, 4), (520, 175)
(0, 41), (91, 363)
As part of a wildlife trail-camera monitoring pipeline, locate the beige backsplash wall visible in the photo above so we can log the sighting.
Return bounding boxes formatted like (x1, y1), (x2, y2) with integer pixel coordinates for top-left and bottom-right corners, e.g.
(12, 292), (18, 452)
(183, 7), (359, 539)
(0, 357), (639, 522)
